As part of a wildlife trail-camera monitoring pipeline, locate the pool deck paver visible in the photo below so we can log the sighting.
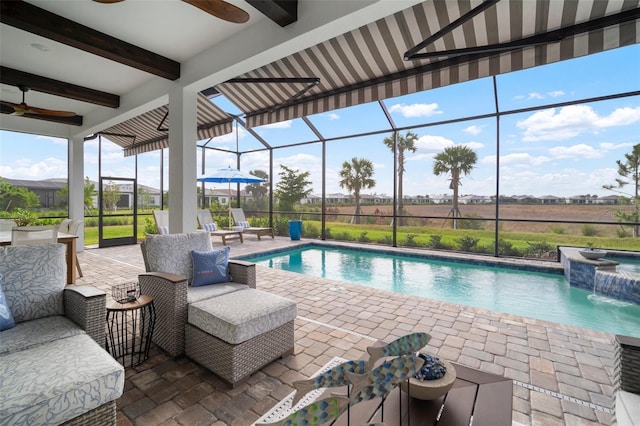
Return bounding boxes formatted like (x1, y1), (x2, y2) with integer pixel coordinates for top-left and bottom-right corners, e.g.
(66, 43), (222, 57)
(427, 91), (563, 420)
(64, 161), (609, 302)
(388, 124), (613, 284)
(73, 237), (620, 425)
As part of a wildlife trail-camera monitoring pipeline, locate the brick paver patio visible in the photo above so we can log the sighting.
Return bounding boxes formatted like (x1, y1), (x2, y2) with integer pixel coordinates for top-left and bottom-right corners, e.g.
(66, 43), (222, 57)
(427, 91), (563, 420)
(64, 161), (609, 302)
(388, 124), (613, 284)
(76, 237), (618, 425)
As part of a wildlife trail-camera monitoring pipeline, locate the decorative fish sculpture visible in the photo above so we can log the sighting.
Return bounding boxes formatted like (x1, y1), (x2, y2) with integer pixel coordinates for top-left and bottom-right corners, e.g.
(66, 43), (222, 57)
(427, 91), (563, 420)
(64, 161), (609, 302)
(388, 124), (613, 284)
(346, 354), (424, 403)
(291, 359), (367, 405)
(258, 396), (349, 426)
(366, 332), (431, 368)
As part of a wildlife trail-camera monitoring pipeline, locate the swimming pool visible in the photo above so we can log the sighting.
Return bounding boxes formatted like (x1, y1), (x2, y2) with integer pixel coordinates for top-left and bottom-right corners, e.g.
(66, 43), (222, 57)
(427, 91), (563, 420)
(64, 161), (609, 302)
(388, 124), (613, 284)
(244, 245), (640, 337)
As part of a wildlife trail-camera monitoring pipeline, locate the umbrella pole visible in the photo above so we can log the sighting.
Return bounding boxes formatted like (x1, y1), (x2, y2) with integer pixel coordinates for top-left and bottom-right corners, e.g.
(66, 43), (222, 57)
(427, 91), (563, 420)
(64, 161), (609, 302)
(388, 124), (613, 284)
(228, 181), (232, 228)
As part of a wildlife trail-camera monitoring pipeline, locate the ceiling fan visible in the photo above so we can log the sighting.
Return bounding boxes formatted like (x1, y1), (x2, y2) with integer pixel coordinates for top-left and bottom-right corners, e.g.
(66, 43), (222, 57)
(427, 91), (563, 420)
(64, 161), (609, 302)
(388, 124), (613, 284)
(93, 0), (250, 24)
(0, 86), (77, 117)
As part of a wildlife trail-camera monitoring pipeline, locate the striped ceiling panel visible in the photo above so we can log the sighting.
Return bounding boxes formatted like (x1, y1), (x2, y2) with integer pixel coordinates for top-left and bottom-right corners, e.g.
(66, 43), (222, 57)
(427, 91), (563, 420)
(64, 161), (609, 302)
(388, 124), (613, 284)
(213, 0), (639, 129)
(102, 93), (232, 157)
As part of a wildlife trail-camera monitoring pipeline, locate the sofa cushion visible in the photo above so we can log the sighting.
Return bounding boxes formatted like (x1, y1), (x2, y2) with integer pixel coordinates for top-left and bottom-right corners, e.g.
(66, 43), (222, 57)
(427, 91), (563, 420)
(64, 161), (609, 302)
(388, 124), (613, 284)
(144, 232), (212, 283)
(0, 316), (85, 356)
(0, 334), (124, 425)
(191, 247), (231, 287)
(616, 390), (640, 426)
(187, 283), (249, 304)
(0, 244), (66, 323)
(188, 289), (297, 344)
(0, 275), (15, 331)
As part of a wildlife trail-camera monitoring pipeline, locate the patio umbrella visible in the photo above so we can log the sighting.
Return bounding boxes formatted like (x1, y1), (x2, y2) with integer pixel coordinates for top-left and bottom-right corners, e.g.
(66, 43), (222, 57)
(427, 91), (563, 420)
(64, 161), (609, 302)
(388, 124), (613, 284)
(197, 167), (266, 226)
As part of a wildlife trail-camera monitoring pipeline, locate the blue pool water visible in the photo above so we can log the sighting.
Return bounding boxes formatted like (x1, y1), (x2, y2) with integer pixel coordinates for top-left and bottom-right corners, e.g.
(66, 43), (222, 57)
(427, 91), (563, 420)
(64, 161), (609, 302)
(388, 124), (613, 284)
(245, 245), (640, 337)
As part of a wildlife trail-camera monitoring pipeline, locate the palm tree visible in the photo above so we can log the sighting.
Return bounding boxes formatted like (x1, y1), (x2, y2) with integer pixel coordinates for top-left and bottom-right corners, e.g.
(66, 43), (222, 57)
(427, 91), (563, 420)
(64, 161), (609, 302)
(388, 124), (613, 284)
(383, 131), (418, 226)
(603, 143), (640, 237)
(339, 157), (375, 224)
(432, 145), (478, 229)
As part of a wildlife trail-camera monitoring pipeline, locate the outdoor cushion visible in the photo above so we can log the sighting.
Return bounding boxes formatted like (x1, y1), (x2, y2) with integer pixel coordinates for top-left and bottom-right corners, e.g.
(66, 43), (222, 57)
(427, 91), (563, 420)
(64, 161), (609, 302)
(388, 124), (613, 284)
(616, 390), (640, 426)
(203, 222), (217, 232)
(187, 283), (249, 304)
(0, 316), (85, 356)
(236, 220), (250, 228)
(144, 232), (212, 283)
(0, 244), (66, 323)
(188, 288), (297, 345)
(0, 275), (15, 331)
(0, 334), (124, 425)
(158, 225), (169, 235)
(191, 247), (231, 287)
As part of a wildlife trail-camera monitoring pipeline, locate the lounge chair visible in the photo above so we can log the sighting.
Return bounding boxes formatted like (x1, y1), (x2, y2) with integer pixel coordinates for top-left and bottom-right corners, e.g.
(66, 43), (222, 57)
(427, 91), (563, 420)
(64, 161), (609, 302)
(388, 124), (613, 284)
(152, 210), (170, 235)
(196, 209), (243, 245)
(231, 208), (274, 240)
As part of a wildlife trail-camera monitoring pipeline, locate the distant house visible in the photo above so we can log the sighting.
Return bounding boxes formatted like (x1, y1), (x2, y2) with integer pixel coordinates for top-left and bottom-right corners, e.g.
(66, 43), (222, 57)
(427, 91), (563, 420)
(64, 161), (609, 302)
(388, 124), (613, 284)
(1, 177), (67, 209)
(459, 195), (492, 204)
(567, 195), (598, 204)
(595, 195), (621, 204)
(326, 193), (350, 204)
(538, 195), (562, 204)
(300, 194), (322, 205)
(431, 194), (453, 204)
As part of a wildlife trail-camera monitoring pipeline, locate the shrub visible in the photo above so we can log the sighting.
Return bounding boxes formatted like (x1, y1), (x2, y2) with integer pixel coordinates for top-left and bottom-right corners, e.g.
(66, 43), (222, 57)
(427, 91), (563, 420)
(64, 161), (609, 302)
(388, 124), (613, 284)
(357, 231), (370, 243)
(526, 241), (553, 258)
(380, 235), (393, 245)
(404, 234), (418, 247)
(12, 208), (38, 226)
(302, 222), (319, 238)
(427, 235), (448, 249)
(549, 225), (565, 234)
(144, 217), (157, 234)
(456, 235), (479, 251)
(581, 224), (598, 237)
(459, 213), (485, 230)
(497, 239), (521, 256)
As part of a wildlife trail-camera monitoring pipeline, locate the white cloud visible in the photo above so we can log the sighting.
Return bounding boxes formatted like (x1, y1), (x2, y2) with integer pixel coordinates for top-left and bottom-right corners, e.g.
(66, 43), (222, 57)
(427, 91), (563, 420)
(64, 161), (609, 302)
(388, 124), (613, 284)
(415, 135), (454, 151)
(599, 142), (636, 151)
(261, 120), (292, 129)
(482, 153), (551, 167)
(517, 105), (640, 142)
(0, 157), (67, 180)
(527, 92), (544, 100)
(464, 125), (483, 135)
(594, 107), (640, 127)
(462, 141), (485, 150)
(389, 103), (442, 117)
(548, 143), (604, 159)
(326, 113), (340, 120)
(547, 90), (565, 98)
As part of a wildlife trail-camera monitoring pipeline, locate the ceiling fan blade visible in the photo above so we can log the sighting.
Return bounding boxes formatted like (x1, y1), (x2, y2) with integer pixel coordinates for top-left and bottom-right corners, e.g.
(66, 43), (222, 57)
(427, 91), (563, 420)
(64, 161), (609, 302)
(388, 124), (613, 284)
(182, 0), (249, 23)
(0, 100), (75, 117)
(25, 105), (77, 117)
(0, 100), (25, 115)
(92, 0), (125, 3)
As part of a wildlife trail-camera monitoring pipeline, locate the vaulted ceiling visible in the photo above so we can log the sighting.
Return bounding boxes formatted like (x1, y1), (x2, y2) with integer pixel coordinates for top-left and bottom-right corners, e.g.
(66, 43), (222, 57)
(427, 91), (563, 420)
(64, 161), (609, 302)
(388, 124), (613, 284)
(1, 0), (638, 155)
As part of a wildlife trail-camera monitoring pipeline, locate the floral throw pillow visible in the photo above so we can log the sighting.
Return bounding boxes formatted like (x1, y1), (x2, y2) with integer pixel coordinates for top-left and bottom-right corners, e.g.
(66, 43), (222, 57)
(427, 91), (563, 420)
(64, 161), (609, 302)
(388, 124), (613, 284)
(191, 247), (231, 287)
(0, 275), (16, 331)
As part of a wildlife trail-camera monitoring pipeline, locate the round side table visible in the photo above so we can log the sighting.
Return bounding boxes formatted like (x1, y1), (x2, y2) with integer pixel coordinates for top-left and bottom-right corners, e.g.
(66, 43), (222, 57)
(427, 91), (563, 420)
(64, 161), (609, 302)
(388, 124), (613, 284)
(106, 294), (156, 367)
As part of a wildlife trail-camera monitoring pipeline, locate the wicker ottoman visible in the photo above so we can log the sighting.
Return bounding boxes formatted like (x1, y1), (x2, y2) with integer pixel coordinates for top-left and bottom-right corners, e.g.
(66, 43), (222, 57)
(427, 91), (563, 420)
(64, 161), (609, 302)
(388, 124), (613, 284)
(186, 288), (297, 386)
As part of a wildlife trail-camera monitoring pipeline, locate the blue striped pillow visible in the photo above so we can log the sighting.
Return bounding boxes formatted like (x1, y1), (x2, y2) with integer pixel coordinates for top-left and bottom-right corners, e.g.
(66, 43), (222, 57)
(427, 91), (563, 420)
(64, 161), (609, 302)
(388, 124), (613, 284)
(203, 222), (217, 232)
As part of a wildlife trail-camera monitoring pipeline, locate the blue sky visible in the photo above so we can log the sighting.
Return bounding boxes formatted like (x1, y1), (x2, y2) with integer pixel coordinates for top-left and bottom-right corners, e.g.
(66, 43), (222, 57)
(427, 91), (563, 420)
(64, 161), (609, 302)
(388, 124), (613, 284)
(1, 44), (639, 199)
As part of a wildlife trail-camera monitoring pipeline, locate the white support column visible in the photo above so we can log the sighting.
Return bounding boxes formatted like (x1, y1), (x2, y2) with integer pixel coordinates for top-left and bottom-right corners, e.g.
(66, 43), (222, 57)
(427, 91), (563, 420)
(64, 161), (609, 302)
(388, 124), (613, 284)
(68, 135), (85, 251)
(168, 84), (198, 233)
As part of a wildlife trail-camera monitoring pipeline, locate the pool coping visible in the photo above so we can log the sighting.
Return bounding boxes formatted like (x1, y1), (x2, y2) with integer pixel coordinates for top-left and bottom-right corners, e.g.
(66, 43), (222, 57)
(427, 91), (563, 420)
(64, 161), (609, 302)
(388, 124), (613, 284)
(237, 240), (565, 275)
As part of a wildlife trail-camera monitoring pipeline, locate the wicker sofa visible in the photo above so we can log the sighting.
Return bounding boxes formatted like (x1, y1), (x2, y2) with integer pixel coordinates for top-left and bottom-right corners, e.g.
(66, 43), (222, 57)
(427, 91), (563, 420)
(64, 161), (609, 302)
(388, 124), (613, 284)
(0, 243), (124, 425)
(139, 232), (296, 386)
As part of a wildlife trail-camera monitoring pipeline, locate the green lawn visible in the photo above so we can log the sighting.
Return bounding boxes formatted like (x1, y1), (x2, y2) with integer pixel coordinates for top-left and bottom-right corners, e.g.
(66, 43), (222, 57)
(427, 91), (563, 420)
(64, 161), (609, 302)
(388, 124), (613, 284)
(81, 220), (639, 255)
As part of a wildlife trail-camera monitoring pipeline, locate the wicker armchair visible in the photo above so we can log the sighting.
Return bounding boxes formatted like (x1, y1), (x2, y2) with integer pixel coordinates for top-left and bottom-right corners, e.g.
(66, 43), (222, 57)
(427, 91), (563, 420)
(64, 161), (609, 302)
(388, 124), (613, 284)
(139, 233), (256, 357)
(615, 335), (640, 426)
